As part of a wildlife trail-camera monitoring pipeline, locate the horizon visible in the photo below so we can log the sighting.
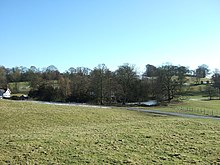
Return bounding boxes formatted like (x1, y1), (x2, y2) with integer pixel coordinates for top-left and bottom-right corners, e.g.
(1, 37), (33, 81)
(1, 0), (220, 72)
(0, 63), (216, 76)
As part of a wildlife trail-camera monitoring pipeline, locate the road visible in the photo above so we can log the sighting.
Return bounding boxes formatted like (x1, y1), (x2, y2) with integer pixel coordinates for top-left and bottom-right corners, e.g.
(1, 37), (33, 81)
(126, 107), (220, 120)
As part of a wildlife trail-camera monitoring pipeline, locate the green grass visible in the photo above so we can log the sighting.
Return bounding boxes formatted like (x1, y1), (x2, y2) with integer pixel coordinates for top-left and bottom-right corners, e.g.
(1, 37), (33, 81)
(8, 82), (30, 94)
(0, 100), (220, 164)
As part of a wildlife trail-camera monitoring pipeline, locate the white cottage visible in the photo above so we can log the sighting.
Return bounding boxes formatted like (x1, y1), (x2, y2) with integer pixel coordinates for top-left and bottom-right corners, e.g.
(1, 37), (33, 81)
(3, 88), (11, 98)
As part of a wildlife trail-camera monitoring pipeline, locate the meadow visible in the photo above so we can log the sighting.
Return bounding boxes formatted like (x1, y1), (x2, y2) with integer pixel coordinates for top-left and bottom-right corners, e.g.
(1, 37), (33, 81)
(0, 100), (220, 164)
(8, 82), (30, 95)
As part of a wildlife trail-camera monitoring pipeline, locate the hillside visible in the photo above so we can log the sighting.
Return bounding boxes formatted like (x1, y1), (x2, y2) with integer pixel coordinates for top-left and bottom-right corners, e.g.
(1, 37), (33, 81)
(0, 100), (219, 164)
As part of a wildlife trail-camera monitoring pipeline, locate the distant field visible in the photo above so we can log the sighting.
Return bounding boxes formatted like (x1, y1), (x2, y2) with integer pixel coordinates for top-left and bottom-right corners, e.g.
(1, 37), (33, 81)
(8, 82), (30, 94)
(0, 100), (220, 164)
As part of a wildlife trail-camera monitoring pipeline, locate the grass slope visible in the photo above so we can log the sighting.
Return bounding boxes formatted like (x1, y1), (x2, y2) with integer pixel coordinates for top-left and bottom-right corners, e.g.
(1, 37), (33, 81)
(0, 100), (220, 164)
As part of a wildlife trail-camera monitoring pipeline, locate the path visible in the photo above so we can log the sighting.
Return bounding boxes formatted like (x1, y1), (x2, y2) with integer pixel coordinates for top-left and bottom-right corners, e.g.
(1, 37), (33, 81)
(126, 107), (220, 120)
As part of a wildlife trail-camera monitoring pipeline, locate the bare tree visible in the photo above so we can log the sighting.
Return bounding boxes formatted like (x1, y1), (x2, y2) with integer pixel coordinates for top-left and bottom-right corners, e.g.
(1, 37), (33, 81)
(195, 64), (209, 84)
(0, 66), (7, 88)
(58, 75), (71, 100)
(212, 72), (220, 99)
(68, 67), (91, 103)
(156, 65), (180, 102)
(90, 64), (113, 105)
(115, 64), (139, 104)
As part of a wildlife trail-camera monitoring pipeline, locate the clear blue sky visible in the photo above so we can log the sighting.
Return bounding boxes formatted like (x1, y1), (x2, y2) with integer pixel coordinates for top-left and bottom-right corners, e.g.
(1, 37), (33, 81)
(1, 0), (220, 72)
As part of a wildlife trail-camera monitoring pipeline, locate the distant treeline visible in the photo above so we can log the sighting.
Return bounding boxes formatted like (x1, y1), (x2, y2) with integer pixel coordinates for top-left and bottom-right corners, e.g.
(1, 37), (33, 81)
(0, 63), (220, 104)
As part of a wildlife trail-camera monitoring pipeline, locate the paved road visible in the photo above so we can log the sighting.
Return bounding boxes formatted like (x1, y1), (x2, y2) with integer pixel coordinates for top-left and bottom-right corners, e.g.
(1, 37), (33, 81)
(127, 107), (220, 120)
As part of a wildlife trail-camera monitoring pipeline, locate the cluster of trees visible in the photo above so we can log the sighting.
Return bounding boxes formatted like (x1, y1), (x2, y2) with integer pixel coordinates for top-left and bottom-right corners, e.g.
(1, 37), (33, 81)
(0, 63), (220, 104)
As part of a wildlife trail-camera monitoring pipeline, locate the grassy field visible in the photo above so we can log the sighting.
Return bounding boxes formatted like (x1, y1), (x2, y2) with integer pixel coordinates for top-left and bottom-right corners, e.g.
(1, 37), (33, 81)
(0, 100), (220, 164)
(8, 82), (30, 94)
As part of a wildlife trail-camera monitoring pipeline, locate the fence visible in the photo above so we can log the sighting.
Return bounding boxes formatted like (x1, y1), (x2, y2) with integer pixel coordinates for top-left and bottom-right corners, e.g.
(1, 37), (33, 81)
(174, 107), (220, 117)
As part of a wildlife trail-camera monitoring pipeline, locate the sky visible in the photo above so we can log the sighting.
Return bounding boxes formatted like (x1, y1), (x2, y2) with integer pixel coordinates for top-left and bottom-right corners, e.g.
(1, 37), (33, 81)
(0, 0), (220, 73)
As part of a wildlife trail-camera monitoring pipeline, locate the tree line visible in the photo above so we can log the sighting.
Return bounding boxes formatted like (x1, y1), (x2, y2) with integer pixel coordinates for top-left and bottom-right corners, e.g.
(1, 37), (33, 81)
(0, 63), (220, 104)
